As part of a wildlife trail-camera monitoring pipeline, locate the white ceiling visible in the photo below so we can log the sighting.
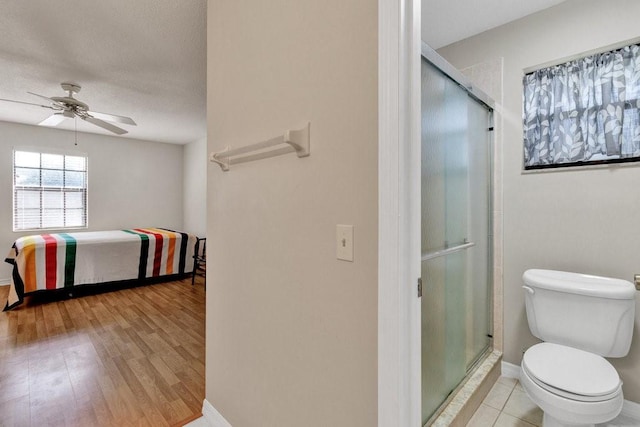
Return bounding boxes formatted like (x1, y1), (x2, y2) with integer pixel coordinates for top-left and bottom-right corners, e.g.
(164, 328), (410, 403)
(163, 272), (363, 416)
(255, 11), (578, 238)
(0, 1), (565, 145)
(422, 0), (567, 49)
(0, 0), (206, 145)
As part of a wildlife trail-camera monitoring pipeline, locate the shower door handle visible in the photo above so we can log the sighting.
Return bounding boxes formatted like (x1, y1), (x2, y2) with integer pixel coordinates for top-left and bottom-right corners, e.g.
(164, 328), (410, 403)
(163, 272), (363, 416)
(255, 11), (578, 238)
(421, 241), (475, 261)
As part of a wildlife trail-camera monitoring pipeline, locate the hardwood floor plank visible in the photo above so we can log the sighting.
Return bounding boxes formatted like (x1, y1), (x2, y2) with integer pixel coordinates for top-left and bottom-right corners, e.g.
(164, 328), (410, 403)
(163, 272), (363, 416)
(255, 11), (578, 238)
(174, 369), (205, 402)
(123, 326), (155, 357)
(63, 400), (100, 427)
(0, 395), (31, 427)
(174, 345), (205, 376)
(169, 398), (193, 423)
(126, 356), (176, 404)
(98, 363), (140, 422)
(0, 360), (30, 404)
(170, 382), (202, 413)
(112, 355), (156, 409)
(148, 353), (181, 386)
(0, 279), (205, 426)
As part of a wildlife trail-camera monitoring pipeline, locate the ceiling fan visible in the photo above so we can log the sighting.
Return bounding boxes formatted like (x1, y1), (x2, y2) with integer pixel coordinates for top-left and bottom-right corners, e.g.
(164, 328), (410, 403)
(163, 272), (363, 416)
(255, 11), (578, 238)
(0, 82), (136, 135)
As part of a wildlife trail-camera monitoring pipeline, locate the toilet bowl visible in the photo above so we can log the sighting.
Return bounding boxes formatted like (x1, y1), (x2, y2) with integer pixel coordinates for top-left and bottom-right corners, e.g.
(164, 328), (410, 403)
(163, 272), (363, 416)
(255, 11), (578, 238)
(520, 342), (623, 426)
(521, 269), (635, 427)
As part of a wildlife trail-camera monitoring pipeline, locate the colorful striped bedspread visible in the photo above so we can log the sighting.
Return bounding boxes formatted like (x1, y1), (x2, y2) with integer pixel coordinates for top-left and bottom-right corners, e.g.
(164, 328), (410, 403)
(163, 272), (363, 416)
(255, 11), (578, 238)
(4, 228), (196, 310)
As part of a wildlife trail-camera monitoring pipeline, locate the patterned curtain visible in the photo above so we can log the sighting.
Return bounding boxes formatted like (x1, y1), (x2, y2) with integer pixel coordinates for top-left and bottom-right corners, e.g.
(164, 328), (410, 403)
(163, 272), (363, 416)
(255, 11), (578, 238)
(523, 44), (640, 168)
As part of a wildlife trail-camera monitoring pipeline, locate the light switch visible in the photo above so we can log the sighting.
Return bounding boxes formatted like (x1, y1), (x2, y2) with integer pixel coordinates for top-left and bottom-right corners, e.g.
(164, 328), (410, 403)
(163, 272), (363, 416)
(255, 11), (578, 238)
(336, 224), (354, 262)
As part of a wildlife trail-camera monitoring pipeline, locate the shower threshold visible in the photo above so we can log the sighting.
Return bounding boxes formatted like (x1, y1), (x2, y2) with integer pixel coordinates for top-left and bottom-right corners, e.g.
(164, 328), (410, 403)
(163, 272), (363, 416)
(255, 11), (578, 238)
(425, 349), (502, 427)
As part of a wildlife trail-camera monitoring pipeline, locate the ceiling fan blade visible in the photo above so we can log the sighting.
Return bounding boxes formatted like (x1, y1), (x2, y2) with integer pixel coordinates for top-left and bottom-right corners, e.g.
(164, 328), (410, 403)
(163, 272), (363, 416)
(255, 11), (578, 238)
(83, 116), (128, 135)
(38, 114), (67, 127)
(87, 110), (136, 126)
(27, 91), (66, 109)
(0, 98), (54, 109)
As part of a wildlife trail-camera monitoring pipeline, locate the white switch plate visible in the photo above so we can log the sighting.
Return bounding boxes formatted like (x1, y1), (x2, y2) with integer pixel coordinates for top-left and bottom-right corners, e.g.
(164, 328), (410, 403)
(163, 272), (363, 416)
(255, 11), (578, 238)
(336, 224), (354, 262)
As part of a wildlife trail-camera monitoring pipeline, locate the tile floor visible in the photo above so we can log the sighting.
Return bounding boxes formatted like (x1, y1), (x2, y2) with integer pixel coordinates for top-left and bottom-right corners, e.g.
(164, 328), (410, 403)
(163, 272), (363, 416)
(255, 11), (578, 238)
(466, 376), (639, 427)
(466, 376), (541, 427)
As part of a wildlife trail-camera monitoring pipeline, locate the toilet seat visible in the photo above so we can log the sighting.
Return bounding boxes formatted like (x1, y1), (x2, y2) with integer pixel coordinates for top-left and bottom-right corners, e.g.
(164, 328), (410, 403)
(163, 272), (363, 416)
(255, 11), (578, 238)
(522, 343), (622, 402)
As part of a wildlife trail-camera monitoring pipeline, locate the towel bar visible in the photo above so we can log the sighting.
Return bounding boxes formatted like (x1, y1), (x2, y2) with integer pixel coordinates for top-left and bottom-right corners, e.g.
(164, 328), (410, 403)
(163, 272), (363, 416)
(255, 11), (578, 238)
(210, 122), (310, 171)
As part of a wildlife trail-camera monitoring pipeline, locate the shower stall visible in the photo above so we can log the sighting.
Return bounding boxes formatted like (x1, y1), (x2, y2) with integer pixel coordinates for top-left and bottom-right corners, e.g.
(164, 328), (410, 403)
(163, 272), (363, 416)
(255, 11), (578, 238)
(420, 45), (494, 424)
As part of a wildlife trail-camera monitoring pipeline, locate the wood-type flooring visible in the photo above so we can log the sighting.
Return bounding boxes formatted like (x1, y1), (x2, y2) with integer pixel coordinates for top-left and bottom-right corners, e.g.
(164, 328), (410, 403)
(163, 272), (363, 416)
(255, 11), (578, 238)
(0, 276), (205, 427)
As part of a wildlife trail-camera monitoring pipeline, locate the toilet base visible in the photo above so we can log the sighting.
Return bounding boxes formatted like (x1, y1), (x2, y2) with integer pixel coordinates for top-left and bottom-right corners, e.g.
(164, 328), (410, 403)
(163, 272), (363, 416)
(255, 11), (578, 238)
(543, 412), (595, 427)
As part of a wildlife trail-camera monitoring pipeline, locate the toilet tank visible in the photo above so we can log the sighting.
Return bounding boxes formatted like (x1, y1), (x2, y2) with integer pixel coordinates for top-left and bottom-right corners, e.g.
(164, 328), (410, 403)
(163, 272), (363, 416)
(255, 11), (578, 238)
(523, 269), (636, 358)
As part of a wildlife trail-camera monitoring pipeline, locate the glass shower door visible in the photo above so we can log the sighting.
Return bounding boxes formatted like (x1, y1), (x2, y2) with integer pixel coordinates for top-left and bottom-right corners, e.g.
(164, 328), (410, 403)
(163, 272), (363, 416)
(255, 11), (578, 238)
(420, 59), (492, 424)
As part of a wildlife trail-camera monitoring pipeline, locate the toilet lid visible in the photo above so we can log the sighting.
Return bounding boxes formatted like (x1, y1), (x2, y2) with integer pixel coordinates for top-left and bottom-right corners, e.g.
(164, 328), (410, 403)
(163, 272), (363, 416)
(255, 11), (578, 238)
(523, 343), (621, 398)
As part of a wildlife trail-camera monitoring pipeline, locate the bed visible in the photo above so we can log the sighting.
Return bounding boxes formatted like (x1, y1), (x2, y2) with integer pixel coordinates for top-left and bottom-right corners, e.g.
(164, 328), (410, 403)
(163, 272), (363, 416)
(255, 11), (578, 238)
(4, 227), (196, 310)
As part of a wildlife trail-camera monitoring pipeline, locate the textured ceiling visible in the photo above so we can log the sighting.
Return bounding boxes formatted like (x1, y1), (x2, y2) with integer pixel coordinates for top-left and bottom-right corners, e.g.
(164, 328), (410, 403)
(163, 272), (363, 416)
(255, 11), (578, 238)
(0, 0), (206, 144)
(0, 1), (566, 144)
(422, 0), (567, 49)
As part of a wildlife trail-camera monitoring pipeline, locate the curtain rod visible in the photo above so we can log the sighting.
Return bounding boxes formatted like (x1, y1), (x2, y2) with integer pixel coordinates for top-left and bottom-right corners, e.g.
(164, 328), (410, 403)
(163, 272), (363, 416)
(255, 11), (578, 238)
(523, 36), (640, 75)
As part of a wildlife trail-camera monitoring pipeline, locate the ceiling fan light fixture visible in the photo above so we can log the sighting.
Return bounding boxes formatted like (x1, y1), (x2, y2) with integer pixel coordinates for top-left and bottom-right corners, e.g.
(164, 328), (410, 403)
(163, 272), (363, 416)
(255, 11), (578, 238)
(1, 83), (136, 136)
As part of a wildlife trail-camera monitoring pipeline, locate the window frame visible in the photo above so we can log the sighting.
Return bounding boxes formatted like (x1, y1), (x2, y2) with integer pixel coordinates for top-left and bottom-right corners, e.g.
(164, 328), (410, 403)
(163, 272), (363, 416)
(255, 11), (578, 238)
(12, 148), (89, 232)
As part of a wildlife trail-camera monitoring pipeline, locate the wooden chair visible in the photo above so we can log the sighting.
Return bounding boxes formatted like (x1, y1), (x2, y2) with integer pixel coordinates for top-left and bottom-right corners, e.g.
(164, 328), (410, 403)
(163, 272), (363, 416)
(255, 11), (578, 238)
(192, 237), (206, 286)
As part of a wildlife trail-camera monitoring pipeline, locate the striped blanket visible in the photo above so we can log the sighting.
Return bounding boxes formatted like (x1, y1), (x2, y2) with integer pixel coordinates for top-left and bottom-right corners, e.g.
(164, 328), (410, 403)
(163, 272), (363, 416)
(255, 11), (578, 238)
(4, 228), (196, 310)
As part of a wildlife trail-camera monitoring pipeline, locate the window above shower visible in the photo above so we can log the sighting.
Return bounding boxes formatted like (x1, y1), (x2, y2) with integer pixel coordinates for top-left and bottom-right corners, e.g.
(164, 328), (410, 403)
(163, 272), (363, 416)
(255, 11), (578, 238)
(522, 41), (640, 170)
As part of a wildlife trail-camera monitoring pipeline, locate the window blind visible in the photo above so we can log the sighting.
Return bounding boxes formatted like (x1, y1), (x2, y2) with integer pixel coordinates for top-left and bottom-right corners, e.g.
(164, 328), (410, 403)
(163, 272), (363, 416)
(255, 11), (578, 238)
(13, 150), (88, 231)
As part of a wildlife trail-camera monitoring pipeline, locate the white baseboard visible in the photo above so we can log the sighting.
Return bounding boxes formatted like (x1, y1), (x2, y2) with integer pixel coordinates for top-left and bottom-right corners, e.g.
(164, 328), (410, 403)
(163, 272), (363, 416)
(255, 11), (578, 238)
(501, 361), (520, 379)
(183, 416), (208, 427)
(502, 361), (640, 422)
(202, 399), (232, 427)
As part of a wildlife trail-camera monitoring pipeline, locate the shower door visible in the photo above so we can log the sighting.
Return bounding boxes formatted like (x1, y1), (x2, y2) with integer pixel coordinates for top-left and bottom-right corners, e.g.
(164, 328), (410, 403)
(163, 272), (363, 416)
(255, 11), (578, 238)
(420, 58), (493, 424)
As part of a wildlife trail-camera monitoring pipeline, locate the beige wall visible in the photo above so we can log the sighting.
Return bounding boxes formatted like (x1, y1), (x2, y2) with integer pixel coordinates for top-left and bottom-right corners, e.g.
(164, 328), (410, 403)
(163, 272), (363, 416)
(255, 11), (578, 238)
(206, 1), (378, 426)
(183, 136), (207, 237)
(438, 0), (640, 402)
(0, 121), (184, 283)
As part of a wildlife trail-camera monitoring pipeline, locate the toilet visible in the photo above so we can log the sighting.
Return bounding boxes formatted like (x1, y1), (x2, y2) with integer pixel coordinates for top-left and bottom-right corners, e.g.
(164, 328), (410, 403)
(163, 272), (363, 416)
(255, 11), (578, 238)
(521, 269), (636, 427)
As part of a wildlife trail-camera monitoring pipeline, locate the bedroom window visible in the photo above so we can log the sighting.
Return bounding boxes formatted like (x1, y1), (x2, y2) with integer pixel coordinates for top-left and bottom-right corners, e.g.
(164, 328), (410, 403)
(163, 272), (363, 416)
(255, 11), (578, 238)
(523, 43), (640, 169)
(13, 150), (88, 231)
